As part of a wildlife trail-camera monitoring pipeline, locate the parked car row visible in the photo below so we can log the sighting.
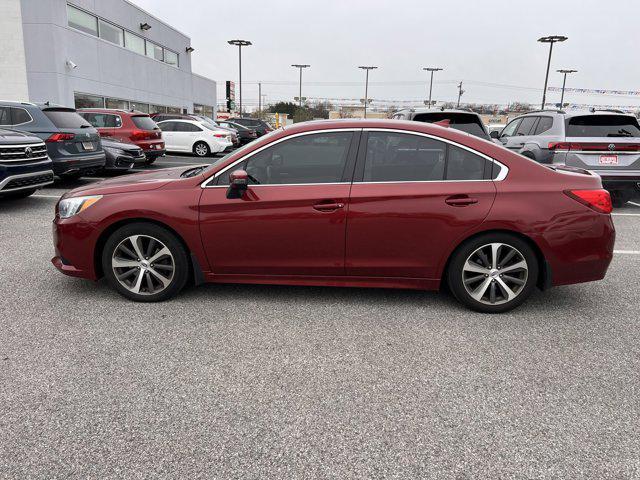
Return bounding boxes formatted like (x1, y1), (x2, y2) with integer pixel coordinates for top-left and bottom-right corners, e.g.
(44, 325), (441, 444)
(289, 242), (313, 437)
(393, 106), (640, 206)
(1, 100), (264, 198)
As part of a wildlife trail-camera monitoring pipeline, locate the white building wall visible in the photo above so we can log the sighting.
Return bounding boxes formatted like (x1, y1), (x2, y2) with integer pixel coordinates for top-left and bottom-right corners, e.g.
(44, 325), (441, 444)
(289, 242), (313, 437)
(0, 0), (30, 101)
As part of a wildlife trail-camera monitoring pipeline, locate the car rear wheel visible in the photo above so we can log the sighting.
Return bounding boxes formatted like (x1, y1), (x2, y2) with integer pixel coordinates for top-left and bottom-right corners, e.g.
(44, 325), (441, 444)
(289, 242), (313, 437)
(102, 223), (189, 302)
(193, 141), (210, 157)
(447, 233), (539, 313)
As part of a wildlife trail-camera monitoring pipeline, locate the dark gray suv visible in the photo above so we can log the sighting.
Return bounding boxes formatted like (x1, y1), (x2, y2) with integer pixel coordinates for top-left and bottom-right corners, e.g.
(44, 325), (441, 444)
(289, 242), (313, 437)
(0, 101), (105, 179)
(392, 108), (492, 141)
(493, 109), (640, 206)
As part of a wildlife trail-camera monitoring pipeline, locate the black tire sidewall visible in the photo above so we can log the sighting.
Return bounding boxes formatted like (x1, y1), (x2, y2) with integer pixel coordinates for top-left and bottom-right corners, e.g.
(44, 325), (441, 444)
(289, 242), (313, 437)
(193, 142), (210, 157)
(447, 233), (539, 313)
(101, 222), (189, 302)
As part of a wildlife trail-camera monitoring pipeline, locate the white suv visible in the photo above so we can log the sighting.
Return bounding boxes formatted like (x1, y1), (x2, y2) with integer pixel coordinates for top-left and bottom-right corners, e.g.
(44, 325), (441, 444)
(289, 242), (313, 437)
(157, 119), (233, 157)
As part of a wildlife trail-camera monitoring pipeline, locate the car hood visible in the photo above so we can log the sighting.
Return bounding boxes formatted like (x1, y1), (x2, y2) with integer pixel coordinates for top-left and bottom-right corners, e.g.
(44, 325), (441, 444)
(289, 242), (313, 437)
(63, 167), (191, 197)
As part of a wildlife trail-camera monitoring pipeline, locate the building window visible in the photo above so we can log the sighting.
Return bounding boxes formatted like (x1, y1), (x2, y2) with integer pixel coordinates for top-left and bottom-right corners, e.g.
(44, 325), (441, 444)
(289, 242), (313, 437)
(130, 102), (150, 113)
(150, 105), (167, 114)
(105, 98), (130, 110)
(124, 31), (146, 55)
(67, 5), (98, 36)
(167, 106), (182, 114)
(74, 92), (105, 109)
(146, 41), (164, 61)
(98, 19), (124, 46)
(164, 50), (178, 67)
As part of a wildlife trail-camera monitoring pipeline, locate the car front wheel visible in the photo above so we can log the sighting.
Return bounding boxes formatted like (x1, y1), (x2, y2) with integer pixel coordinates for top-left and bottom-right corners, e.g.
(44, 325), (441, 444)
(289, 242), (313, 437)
(447, 233), (539, 313)
(102, 223), (189, 302)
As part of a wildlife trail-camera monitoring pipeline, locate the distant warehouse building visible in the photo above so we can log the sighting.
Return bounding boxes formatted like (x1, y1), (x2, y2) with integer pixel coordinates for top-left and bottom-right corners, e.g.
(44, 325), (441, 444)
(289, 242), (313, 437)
(0, 0), (216, 116)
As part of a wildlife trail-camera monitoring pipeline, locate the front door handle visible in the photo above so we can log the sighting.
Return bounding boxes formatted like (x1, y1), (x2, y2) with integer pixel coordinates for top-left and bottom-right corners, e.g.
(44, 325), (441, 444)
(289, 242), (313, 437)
(313, 202), (345, 212)
(445, 195), (478, 207)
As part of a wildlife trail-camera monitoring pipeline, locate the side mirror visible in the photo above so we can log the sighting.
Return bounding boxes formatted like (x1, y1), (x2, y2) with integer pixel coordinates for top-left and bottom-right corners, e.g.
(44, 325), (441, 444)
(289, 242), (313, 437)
(226, 169), (249, 199)
(490, 130), (500, 139)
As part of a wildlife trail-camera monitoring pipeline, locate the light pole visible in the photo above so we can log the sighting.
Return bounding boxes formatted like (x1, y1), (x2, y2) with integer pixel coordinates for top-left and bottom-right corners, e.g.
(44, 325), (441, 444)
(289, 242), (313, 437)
(227, 39), (252, 117)
(291, 64), (310, 108)
(557, 69), (577, 107)
(538, 35), (568, 108)
(423, 67), (443, 108)
(358, 66), (377, 118)
(456, 81), (464, 108)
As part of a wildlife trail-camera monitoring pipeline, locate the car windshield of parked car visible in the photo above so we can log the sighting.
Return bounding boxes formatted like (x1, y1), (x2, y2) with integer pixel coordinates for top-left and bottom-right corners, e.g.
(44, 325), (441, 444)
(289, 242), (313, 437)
(131, 116), (158, 130)
(565, 115), (640, 137)
(43, 109), (91, 128)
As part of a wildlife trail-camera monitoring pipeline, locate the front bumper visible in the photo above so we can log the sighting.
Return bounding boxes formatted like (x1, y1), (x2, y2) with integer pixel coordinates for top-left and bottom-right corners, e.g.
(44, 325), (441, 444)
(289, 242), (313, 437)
(52, 216), (98, 280)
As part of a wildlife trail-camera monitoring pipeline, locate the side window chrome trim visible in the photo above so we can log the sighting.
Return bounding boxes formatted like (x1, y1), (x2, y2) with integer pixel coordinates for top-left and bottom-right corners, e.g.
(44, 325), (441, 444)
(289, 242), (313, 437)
(201, 128), (361, 188)
(361, 128), (509, 182)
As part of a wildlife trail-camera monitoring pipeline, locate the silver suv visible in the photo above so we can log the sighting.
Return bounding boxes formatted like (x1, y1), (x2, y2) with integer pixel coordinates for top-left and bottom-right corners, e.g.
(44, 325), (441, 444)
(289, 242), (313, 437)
(492, 109), (640, 206)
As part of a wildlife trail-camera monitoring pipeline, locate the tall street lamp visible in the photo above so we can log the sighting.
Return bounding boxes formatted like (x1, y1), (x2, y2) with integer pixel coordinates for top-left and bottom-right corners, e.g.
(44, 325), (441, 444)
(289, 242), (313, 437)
(423, 67), (443, 108)
(538, 35), (568, 108)
(227, 39), (252, 116)
(291, 64), (310, 108)
(557, 69), (577, 107)
(358, 66), (377, 118)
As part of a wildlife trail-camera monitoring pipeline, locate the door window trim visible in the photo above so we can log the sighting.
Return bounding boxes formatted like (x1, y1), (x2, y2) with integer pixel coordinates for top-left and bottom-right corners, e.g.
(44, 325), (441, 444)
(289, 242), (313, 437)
(201, 128), (361, 188)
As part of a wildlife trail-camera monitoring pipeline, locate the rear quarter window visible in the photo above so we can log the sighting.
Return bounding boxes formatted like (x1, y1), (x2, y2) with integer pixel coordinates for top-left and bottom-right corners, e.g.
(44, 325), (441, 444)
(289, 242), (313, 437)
(43, 110), (91, 129)
(566, 115), (640, 137)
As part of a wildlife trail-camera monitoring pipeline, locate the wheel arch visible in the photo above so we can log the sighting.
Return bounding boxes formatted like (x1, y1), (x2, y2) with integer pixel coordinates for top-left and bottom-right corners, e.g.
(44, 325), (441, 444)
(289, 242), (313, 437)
(93, 217), (203, 284)
(440, 228), (551, 291)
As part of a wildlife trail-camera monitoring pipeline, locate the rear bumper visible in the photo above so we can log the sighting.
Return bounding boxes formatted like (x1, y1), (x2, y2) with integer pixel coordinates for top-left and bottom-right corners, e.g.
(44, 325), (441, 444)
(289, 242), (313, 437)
(51, 152), (106, 176)
(143, 148), (166, 158)
(592, 171), (640, 189)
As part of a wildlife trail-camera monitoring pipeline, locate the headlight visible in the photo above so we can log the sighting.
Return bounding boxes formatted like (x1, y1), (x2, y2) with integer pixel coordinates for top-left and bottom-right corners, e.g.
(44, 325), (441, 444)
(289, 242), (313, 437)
(58, 195), (102, 219)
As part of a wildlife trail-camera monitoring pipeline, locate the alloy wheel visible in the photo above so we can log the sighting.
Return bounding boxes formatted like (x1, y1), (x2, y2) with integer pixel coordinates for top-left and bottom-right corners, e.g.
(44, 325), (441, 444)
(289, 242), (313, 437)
(111, 235), (175, 296)
(194, 143), (208, 156)
(462, 243), (528, 305)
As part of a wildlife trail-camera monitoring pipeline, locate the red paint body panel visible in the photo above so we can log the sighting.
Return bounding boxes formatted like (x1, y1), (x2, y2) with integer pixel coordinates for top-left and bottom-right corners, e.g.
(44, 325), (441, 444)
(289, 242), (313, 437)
(51, 119), (615, 294)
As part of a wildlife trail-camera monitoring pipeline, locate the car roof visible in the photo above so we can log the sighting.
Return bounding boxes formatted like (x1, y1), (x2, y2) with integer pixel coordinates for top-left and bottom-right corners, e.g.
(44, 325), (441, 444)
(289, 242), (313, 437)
(396, 108), (483, 116)
(78, 108), (149, 116)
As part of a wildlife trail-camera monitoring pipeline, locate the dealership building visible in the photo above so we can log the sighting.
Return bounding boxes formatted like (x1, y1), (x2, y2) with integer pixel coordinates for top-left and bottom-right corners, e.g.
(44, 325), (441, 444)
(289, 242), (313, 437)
(0, 0), (216, 116)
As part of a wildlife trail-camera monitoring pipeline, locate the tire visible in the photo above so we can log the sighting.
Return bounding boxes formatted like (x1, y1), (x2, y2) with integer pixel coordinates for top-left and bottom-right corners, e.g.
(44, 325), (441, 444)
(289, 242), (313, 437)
(1, 189), (36, 199)
(101, 222), (189, 302)
(446, 233), (539, 313)
(145, 156), (157, 165)
(610, 190), (632, 208)
(193, 141), (210, 157)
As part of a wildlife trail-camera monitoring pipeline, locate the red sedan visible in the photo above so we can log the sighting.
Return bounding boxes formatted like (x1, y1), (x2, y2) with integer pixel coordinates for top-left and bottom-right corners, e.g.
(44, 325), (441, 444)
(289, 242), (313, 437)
(52, 119), (615, 313)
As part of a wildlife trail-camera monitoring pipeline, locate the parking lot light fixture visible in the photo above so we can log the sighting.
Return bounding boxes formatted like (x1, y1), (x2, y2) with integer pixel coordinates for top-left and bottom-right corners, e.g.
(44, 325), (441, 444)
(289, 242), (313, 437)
(228, 39), (252, 117)
(538, 35), (568, 108)
(557, 69), (577, 107)
(423, 67), (443, 109)
(291, 64), (310, 108)
(358, 66), (378, 119)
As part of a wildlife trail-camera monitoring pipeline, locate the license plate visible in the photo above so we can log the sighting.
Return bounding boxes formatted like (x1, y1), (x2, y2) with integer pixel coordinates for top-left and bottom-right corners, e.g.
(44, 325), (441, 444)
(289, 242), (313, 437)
(82, 142), (94, 151)
(599, 155), (618, 165)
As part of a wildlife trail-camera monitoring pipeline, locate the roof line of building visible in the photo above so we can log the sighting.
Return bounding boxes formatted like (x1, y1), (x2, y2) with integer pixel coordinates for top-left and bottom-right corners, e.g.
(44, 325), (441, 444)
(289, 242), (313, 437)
(122, 0), (192, 41)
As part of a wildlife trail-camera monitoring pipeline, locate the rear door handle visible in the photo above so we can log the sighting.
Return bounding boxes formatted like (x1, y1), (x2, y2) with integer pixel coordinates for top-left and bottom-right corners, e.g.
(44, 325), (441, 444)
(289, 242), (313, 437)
(445, 196), (478, 207)
(313, 202), (345, 212)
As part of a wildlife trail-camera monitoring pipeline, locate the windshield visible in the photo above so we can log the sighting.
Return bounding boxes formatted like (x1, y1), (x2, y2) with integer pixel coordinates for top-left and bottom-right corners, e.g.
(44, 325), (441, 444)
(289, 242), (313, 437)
(565, 115), (640, 137)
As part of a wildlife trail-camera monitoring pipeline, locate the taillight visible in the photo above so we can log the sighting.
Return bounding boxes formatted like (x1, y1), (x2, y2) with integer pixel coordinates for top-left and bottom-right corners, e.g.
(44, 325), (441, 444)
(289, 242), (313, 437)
(549, 142), (640, 152)
(213, 133), (226, 138)
(46, 133), (75, 142)
(564, 189), (613, 214)
(130, 130), (148, 141)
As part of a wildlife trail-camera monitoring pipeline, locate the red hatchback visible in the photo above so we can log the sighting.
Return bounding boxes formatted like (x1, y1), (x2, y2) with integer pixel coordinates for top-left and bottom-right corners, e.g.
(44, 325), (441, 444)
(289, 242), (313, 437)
(78, 109), (165, 164)
(51, 119), (615, 312)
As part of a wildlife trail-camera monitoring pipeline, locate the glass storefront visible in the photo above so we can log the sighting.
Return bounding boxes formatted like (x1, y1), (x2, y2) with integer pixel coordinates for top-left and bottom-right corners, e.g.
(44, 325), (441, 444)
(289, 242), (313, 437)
(74, 93), (105, 109)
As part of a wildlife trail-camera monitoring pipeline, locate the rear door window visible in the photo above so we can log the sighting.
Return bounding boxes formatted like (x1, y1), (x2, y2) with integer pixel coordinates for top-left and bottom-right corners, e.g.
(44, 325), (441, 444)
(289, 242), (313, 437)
(43, 109), (91, 129)
(566, 115), (640, 137)
(362, 132), (446, 182)
(515, 117), (537, 136)
(82, 113), (121, 128)
(131, 116), (158, 130)
(534, 116), (553, 135)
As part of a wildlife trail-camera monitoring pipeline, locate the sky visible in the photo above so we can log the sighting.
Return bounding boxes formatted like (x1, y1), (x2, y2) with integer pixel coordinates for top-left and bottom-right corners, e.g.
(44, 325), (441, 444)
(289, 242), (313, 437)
(133, 0), (640, 110)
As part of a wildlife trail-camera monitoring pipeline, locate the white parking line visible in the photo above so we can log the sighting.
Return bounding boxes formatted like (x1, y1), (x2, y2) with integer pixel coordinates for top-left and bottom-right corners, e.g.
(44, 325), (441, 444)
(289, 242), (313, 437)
(612, 213), (640, 217)
(614, 250), (640, 255)
(628, 201), (640, 207)
(32, 194), (61, 199)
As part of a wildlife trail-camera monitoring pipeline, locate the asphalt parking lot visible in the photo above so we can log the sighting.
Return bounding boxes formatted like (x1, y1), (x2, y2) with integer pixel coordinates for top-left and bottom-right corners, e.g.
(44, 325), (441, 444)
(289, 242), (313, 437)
(1, 155), (640, 478)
